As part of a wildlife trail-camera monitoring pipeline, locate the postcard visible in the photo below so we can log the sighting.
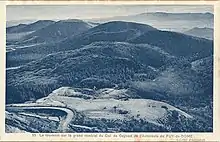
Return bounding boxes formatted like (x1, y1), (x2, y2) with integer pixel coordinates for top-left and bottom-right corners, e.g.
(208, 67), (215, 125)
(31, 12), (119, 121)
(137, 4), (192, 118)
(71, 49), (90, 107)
(0, 0), (220, 141)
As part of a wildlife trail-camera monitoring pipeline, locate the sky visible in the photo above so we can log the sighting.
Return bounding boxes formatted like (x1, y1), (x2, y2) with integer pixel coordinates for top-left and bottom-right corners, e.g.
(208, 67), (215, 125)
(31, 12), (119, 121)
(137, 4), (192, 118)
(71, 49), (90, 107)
(7, 5), (213, 21)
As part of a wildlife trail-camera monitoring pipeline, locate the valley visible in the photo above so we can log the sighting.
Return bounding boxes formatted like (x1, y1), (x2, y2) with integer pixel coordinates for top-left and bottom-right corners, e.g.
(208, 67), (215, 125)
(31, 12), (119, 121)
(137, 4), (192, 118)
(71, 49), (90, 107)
(5, 12), (213, 132)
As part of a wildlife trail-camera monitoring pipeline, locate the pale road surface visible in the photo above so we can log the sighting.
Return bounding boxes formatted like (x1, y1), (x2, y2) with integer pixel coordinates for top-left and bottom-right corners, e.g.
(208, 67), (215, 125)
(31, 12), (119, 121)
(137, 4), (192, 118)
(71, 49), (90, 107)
(6, 106), (75, 132)
(6, 66), (22, 71)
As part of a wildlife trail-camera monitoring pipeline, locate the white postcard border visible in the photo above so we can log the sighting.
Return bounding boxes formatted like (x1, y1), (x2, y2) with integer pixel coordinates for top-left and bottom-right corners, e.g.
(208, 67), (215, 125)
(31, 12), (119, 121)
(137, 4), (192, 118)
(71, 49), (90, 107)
(0, 1), (219, 141)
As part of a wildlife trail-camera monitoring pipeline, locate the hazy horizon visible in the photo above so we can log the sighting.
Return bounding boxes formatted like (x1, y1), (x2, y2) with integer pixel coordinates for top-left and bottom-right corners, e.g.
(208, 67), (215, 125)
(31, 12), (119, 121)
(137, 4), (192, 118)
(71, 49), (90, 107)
(7, 5), (213, 21)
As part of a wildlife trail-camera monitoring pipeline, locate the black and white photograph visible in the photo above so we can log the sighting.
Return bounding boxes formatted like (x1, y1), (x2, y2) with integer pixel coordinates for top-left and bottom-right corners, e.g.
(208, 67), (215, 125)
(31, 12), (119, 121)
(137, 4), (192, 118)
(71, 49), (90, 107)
(5, 4), (214, 133)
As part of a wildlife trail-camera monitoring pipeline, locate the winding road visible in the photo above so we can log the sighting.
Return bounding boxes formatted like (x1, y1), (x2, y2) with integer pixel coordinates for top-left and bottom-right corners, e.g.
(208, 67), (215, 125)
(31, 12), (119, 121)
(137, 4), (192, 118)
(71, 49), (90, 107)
(6, 106), (75, 132)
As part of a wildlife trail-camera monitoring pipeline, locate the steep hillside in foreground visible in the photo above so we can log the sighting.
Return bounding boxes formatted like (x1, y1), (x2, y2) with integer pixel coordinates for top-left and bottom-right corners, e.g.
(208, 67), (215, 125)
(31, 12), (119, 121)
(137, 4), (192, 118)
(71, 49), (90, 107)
(6, 86), (212, 132)
(6, 53), (155, 104)
(6, 40), (177, 104)
(6, 41), (212, 110)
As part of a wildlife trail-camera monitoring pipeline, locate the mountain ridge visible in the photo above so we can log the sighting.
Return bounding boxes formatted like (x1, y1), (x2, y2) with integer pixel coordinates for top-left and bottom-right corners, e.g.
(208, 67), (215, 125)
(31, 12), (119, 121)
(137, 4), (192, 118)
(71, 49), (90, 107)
(184, 27), (213, 40)
(17, 19), (93, 44)
(6, 20), (55, 33)
(6, 19), (213, 132)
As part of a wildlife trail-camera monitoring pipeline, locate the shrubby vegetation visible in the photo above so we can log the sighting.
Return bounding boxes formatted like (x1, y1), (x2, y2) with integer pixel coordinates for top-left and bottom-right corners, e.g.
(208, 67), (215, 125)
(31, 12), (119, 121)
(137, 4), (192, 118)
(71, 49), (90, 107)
(6, 21), (213, 132)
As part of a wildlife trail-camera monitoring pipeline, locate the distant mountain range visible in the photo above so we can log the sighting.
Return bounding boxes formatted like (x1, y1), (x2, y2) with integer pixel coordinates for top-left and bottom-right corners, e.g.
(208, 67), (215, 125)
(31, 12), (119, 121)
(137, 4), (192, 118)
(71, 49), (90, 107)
(184, 27), (213, 40)
(7, 12), (214, 32)
(88, 12), (213, 32)
(90, 12), (213, 22)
